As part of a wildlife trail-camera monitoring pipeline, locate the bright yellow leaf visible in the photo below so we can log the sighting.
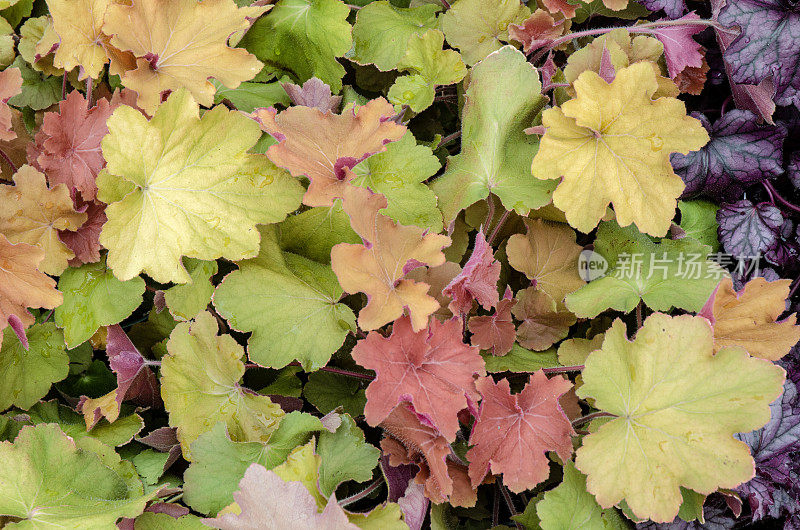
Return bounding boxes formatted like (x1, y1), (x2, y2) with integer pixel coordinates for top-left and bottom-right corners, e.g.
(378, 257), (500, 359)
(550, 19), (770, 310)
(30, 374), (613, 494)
(331, 186), (450, 332)
(575, 313), (784, 522)
(104, 0), (267, 114)
(531, 62), (709, 237)
(703, 277), (800, 361)
(0, 166), (86, 275)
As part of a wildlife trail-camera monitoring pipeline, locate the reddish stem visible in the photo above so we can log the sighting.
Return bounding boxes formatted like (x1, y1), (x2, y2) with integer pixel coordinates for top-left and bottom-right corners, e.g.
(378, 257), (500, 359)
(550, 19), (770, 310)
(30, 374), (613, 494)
(763, 181), (800, 215)
(542, 365), (584, 374)
(484, 197), (495, 235)
(572, 411), (613, 428)
(338, 478), (383, 506)
(0, 147), (17, 173)
(86, 77), (92, 109)
(487, 210), (511, 246)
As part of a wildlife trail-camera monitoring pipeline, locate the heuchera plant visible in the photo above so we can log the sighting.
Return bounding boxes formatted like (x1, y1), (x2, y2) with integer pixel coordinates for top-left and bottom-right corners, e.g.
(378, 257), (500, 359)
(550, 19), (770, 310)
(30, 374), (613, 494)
(1, 0), (800, 528)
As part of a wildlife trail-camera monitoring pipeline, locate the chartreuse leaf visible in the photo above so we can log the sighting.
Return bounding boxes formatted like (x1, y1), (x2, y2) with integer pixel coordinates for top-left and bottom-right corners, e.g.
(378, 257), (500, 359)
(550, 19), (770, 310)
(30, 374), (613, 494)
(303, 371), (367, 416)
(184, 412), (325, 515)
(212, 79), (291, 113)
(351, 131), (443, 231)
(482, 344), (559, 373)
(278, 200), (361, 263)
(0, 322), (69, 411)
(575, 314), (785, 522)
(20, 400), (144, 447)
(55, 257), (145, 347)
(350, 0), (440, 71)
(535, 461), (629, 529)
(431, 46), (554, 223)
(98, 89), (303, 284)
(163, 258), (218, 321)
(679, 200), (720, 252)
(388, 29), (467, 112)
(241, 0), (352, 92)
(213, 225), (355, 371)
(532, 62), (709, 237)
(440, 0), (530, 65)
(134, 512), (206, 529)
(0, 424), (156, 528)
(565, 220), (726, 318)
(161, 311), (285, 459)
(318, 413), (380, 496)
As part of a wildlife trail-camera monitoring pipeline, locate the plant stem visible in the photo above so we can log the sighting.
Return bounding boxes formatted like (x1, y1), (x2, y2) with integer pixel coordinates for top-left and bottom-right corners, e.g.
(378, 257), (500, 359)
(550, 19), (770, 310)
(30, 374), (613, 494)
(439, 0), (450, 8)
(0, 147), (17, 173)
(542, 365), (584, 374)
(532, 19), (729, 62)
(320, 365), (375, 381)
(636, 301), (644, 329)
(498, 479), (523, 529)
(339, 478), (384, 506)
(345, 3), (361, 9)
(484, 197), (495, 235)
(86, 77), (92, 109)
(437, 130), (461, 148)
(572, 411), (613, 428)
(487, 210), (511, 246)
(763, 181), (800, 215)
(62, 72), (67, 100)
(492, 487), (500, 527)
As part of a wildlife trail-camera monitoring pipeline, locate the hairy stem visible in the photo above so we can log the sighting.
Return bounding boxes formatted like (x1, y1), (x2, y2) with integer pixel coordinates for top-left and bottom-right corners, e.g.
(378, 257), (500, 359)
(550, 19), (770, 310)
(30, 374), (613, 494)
(0, 147), (17, 173)
(339, 478), (384, 506)
(542, 365), (584, 374)
(484, 197), (496, 235)
(572, 411), (613, 428)
(487, 210), (511, 246)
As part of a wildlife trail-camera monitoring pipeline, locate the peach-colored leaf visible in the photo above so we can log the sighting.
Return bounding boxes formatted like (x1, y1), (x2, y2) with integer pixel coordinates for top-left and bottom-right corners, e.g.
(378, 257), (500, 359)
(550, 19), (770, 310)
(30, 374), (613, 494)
(352, 315), (485, 441)
(467, 373), (574, 493)
(512, 287), (576, 351)
(331, 186), (450, 331)
(699, 277), (800, 360)
(443, 231), (500, 315)
(508, 10), (566, 54)
(0, 67), (22, 142)
(254, 97), (406, 207)
(468, 287), (516, 356)
(59, 200), (106, 266)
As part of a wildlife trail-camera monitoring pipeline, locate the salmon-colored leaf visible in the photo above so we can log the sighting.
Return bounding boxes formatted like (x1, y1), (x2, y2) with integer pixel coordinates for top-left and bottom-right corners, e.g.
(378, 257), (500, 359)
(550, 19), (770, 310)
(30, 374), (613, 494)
(443, 231), (500, 315)
(255, 97), (406, 207)
(467, 372), (574, 493)
(468, 288), (516, 356)
(352, 315), (485, 442)
(331, 186), (450, 332)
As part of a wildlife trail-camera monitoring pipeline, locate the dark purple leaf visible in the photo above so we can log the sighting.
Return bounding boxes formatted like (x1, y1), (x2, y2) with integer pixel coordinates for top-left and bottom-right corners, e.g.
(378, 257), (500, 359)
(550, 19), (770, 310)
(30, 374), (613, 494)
(717, 199), (783, 258)
(718, 0), (800, 108)
(765, 219), (800, 267)
(789, 152), (800, 190)
(639, 0), (686, 19)
(672, 110), (786, 201)
(736, 377), (800, 523)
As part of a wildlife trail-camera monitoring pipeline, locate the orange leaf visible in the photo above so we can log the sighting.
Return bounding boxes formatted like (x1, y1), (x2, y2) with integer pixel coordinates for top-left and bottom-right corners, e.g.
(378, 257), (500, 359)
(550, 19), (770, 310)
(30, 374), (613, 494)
(700, 277), (800, 360)
(331, 186), (450, 331)
(467, 373), (574, 493)
(255, 97), (406, 207)
(0, 67), (22, 142)
(352, 315), (485, 442)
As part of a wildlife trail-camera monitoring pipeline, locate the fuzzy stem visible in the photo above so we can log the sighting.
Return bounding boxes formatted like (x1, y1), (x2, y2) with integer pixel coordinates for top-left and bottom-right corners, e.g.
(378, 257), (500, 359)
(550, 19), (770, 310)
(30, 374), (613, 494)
(484, 197), (496, 236)
(498, 480), (522, 529)
(763, 181), (800, 215)
(339, 478), (384, 506)
(439, 0), (450, 8)
(487, 210), (511, 246)
(636, 301), (644, 329)
(438, 130), (461, 148)
(542, 365), (584, 374)
(85, 77), (92, 109)
(0, 147), (17, 173)
(532, 19), (731, 62)
(572, 411), (613, 428)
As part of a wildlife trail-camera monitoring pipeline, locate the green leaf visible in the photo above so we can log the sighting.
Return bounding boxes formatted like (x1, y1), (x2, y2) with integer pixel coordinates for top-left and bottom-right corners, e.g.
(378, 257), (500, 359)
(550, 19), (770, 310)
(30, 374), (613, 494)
(440, 0), (529, 65)
(163, 258), (218, 321)
(482, 344), (559, 373)
(161, 311), (285, 458)
(130, 449), (171, 486)
(214, 226), (356, 371)
(0, 424), (156, 528)
(318, 413), (380, 496)
(260, 365), (303, 398)
(679, 200), (721, 253)
(351, 131), (443, 231)
(1, 0), (33, 27)
(565, 220), (727, 318)
(55, 257), (146, 347)
(677, 488), (706, 523)
(388, 29), (466, 112)
(212, 79), (291, 113)
(536, 461), (604, 529)
(184, 413), (325, 515)
(573, 0), (650, 24)
(303, 371), (367, 416)
(350, 0), (440, 71)
(133, 513), (206, 530)
(431, 46), (554, 222)
(20, 401), (144, 447)
(7, 56), (61, 110)
(241, 0), (353, 91)
(278, 201), (361, 263)
(0, 322), (69, 411)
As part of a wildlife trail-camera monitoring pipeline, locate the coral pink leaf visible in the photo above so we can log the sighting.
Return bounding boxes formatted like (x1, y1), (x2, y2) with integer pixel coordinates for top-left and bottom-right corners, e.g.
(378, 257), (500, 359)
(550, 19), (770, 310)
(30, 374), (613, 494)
(282, 77), (342, 113)
(59, 200), (107, 266)
(353, 315), (486, 441)
(468, 288), (516, 356)
(644, 14), (705, 78)
(443, 231), (501, 315)
(467, 372), (575, 493)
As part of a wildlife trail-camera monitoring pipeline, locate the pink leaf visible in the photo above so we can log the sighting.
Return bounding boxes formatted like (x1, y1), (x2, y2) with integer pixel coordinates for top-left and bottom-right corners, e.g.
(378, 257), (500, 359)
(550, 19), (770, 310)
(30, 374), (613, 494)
(443, 232), (500, 316)
(645, 14), (705, 78)
(282, 77), (342, 113)
(468, 288), (516, 356)
(353, 315), (485, 442)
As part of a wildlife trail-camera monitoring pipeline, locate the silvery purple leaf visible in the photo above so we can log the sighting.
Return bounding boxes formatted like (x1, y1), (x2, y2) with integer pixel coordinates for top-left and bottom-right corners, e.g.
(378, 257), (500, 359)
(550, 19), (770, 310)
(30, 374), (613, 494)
(717, 199), (783, 258)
